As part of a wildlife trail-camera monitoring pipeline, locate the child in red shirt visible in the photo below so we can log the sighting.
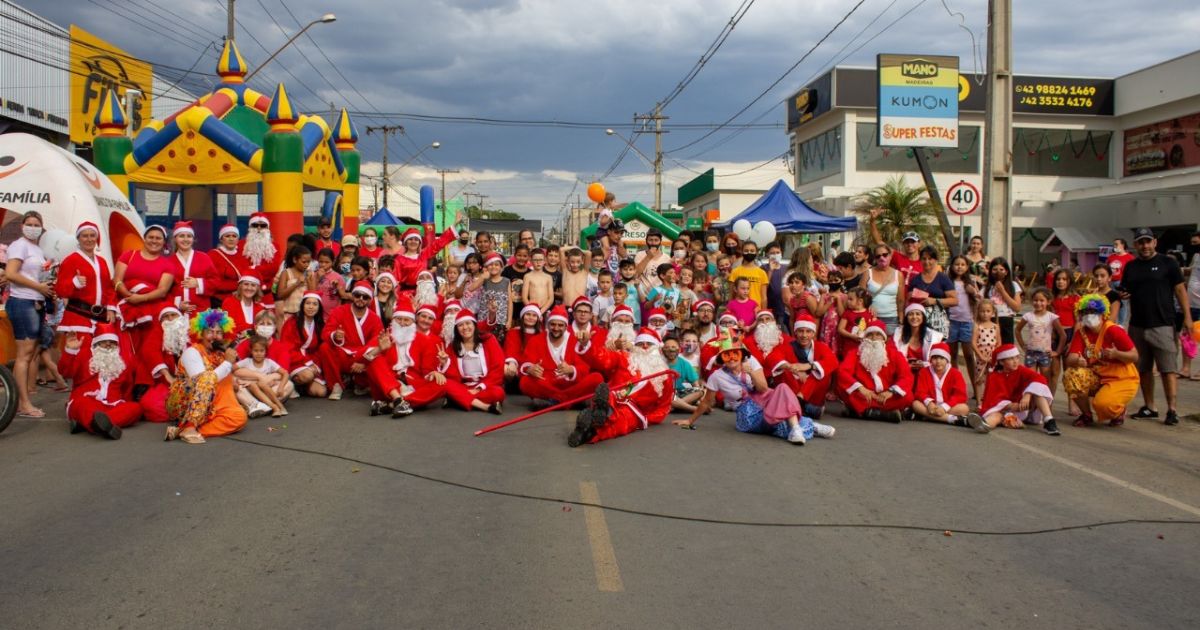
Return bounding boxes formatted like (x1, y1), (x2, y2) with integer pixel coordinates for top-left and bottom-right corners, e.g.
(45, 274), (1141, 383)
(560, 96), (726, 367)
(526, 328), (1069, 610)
(837, 287), (872, 355)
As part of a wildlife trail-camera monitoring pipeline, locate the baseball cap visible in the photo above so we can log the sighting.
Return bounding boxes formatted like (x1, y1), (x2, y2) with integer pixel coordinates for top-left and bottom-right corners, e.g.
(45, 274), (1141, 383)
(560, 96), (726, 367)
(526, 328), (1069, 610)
(1133, 227), (1155, 242)
(318, 216), (332, 228)
(608, 219), (625, 232)
(341, 234), (360, 247)
(902, 231), (921, 243)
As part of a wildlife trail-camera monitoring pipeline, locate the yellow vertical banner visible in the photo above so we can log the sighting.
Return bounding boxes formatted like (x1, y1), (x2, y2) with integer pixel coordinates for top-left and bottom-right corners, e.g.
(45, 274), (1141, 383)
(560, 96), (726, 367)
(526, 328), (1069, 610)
(69, 25), (154, 145)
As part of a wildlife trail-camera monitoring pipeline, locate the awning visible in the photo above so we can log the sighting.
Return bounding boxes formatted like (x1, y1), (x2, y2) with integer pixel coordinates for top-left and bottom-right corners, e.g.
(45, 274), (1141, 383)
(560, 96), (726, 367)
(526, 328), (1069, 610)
(1039, 227), (1124, 253)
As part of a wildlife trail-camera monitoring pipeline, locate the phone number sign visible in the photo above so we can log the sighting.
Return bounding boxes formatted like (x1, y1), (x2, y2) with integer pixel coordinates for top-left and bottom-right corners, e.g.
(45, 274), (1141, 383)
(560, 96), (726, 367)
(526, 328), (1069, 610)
(1013, 76), (1114, 116)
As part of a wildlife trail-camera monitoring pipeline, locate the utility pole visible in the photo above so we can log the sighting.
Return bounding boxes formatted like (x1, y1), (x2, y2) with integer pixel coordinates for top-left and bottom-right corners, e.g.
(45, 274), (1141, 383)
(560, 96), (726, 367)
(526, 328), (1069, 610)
(365, 125), (402, 209)
(982, 0), (1013, 261)
(634, 105), (668, 212)
(437, 168), (461, 227)
(226, 0), (236, 41)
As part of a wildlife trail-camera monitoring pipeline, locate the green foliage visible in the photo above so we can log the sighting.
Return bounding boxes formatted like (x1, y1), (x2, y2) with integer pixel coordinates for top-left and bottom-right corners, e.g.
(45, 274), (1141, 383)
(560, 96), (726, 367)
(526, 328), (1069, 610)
(465, 205), (521, 221)
(852, 176), (940, 247)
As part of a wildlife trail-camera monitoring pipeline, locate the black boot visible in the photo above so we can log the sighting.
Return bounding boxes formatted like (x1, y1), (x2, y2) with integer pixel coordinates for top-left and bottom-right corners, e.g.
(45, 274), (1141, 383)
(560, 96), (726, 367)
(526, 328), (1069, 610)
(588, 383), (612, 427)
(91, 412), (122, 440)
(568, 409), (596, 448)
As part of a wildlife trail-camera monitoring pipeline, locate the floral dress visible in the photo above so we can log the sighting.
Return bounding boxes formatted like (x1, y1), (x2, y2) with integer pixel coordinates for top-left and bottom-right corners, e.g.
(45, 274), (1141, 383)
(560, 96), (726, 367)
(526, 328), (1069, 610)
(819, 293), (841, 353)
(974, 322), (998, 385)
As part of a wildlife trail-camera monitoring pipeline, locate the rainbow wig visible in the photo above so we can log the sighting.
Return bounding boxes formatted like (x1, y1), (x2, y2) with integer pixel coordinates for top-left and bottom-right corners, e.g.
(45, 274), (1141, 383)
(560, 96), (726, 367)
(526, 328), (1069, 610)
(189, 308), (236, 341)
(1075, 293), (1111, 318)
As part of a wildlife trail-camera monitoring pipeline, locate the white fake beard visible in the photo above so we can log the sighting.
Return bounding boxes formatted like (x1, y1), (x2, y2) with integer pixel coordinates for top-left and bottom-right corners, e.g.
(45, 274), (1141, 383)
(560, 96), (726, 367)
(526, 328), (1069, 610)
(162, 317), (189, 356)
(391, 323), (416, 371)
(89, 346), (126, 382)
(627, 346), (669, 396)
(607, 321), (636, 348)
(441, 315), (459, 347)
(649, 322), (668, 337)
(415, 280), (438, 307)
(754, 322), (783, 354)
(859, 338), (889, 375)
(244, 230), (277, 266)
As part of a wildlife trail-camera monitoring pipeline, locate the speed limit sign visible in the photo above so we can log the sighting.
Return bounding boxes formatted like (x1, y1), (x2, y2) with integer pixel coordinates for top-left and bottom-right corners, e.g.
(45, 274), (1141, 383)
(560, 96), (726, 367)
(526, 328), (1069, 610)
(945, 181), (980, 215)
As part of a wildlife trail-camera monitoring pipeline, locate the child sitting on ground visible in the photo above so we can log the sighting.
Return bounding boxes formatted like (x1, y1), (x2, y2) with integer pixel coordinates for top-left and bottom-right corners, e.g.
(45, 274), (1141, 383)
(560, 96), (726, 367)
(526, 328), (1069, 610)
(978, 343), (1060, 436)
(234, 336), (293, 418)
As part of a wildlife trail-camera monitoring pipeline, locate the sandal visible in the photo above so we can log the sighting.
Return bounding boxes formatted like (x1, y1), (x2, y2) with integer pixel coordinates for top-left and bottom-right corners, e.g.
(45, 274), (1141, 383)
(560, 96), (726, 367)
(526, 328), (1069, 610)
(52, 383), (70, 393)
(164, 426), (180, 441)
(17, 408), (45, 418)
(179, 429), (206, 445)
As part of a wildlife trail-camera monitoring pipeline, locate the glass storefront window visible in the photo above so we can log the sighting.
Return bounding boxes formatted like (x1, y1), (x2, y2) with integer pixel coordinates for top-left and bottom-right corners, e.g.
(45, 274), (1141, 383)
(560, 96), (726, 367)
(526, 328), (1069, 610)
(856, 123), (980, 173)
(1013, 128), (1111, 177)
(798, 125), (842, 184)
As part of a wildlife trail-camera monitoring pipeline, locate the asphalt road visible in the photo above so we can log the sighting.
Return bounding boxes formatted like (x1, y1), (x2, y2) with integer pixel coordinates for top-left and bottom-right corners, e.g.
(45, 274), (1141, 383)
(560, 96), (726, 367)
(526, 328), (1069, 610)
(2, 385), (1198, 629)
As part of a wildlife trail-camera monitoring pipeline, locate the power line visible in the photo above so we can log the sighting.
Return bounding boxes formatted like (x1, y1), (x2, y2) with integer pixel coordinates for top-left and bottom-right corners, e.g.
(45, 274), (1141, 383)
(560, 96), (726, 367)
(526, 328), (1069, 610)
(86, 0), (214, 52)
(344, 110), (782, 130)
(665, 0), (869, 155)
(658, 0), (757, 110)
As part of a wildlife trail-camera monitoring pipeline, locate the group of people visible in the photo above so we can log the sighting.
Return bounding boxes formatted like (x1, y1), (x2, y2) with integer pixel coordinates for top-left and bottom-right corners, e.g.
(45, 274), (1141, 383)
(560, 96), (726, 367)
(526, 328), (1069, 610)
(3, 204), (1194, 447)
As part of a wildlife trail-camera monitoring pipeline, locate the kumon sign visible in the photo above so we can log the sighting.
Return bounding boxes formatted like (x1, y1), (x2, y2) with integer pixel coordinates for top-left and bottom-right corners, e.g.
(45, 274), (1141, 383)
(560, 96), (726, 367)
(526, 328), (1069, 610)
(876, 54), (959, 148)
(68, 25), (153, 145)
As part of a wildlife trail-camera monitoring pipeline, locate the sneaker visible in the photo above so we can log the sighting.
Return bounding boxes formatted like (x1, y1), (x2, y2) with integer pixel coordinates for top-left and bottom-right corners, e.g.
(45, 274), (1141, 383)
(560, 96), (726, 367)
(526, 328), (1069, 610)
(289, 389), (300, 400)
(812, 422), (836, 439)
(68, 419), (85, 434)
(1043, 418), (1061, 436)
(391, 398), (414, 418)
(249, 403), (271, 419)
(1108, 414), (1125, 428)
(965, 412), (990, 434)
(353, 386), (369, 396)
(887, 410), (904, 424)
(91, 412), (122, 440)
(369, 400), (384, 416)
(1072, 414), (1094, 428)
(1164, 410), (1179, 426)
(328, 384), (343, 401)
(802, 403), (824, 420)
(530, 398), (553, 411)
(787, 425), (807, 444)
(488, 401), (503, 416)
(1131, 406), (1159, 419)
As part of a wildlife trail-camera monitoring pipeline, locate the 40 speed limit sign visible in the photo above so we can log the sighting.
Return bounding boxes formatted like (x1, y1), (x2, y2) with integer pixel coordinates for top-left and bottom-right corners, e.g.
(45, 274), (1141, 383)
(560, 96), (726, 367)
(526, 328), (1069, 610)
(945, 181), (980, 215)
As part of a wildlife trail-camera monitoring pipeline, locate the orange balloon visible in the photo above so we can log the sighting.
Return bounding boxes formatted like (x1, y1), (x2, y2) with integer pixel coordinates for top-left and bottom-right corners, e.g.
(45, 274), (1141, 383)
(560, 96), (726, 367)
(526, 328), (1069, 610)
(587, 182), (606, 204)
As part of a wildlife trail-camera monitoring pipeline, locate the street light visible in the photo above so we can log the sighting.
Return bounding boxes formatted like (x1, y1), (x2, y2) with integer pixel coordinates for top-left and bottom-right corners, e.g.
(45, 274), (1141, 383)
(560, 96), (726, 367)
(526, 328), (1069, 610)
(605, 128), (655, 168)
(245, 13), (337, 81)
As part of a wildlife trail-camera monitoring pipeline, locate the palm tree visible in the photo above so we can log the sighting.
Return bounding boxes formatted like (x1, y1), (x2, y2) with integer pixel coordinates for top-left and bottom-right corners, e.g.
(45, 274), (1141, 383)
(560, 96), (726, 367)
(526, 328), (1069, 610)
(852, 176), (956, 257)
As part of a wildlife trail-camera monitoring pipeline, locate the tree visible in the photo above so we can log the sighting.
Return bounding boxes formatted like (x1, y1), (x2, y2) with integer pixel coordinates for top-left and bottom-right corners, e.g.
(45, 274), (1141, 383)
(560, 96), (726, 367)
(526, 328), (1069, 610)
(852, 176), (952, 256)
(465, 205), (521, 221)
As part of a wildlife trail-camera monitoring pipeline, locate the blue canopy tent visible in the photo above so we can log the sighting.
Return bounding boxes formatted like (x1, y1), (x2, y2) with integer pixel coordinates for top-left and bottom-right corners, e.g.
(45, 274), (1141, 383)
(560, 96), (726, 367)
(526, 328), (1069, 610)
(363, 207), (402, 228)
(716, 180), (857, 233)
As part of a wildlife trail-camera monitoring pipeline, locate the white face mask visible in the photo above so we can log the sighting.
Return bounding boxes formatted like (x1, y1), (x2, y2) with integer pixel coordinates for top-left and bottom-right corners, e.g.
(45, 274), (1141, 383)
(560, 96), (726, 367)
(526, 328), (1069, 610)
(23, 225), (43, 240)
(1082, 313), (1103, 330)
(364, 236), (377, 247)
(769, 253), (783, 263)
(255, 324), (276, 338)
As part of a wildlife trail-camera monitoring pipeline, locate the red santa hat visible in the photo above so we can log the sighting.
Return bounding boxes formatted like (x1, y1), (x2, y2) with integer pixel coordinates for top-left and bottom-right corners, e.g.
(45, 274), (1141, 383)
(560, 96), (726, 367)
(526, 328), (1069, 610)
(75, 221), (100, 239)
(546, 305), (569, 325)
(416, 303), (438, 318)
(248, 212), (270, 227)
(646, 307), (668, 323)
(393, 296), (415, 320)
(350, 281), (374, 298)
(402, 228), (422, 243)
(483, 252), (505, 267)
(375, 272), (396, 287)
(443, 299), (463, 312)
(238, 275), (261, 286)
(994, 343), (1020, 361)
(863, 320), (887, 337)
(755, 308), (775, 323)
(904, 303), (927, 316)
(717, 312), (739, 326)
(930, 342), (951, 361)
(520, 303), (542, 320)
(301, 290), (322, 304)
(633, 327), (662, 347)
(417, 269), (434, 281)
(456, 309), (477, 325)
(692, 298), (715, 313)
(610, 304), (635, 323)
(571, 295), (592, 311)
(158, 306), (183, 321)
(218, 224), (240, 238)
(172, 220), (194, 237)
(792, 313), (817, 332)
(92, 322), (120, 346)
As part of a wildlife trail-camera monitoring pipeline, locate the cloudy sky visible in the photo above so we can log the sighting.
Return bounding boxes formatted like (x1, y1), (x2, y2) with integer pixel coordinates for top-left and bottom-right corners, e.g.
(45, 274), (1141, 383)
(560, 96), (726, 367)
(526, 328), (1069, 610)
(19, 0), (1200, 229)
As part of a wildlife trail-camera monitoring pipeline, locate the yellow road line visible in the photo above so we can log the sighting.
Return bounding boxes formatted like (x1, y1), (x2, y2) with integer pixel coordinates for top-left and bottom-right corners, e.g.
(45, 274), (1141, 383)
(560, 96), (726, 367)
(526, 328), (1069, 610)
(995, 433), (1200, 518)
(579, 481), (625, 592)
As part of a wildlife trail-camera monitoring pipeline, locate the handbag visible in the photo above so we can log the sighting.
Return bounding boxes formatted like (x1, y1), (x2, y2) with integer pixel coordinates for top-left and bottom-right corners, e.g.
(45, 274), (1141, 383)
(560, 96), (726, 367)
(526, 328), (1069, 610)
(926, 303), (950, 336)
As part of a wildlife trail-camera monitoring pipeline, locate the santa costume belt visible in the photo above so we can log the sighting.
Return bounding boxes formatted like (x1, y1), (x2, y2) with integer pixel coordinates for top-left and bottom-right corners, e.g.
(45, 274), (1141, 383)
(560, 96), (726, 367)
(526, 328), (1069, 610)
(66, 299), (108, 320)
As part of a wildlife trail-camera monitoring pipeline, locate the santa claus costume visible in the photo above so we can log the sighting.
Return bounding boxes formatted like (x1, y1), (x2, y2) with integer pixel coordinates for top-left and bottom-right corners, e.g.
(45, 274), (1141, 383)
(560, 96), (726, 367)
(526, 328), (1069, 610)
(518, 305), (605, 407)
(220, 275), (269, 336)
(316, 281), (384, 400)
(60, 323), (143, 439)
(280, 291), (326, 386)
(768, 314), (838, 418)
(569, 295), (607, 349)
(744, 308), (790, 368)
(979, 343), (1060, 435)
(364, 297), (446, 415)
(139, 306), (190, 423)
(438, 309), (506, 414)
(567, 327), (676, 447)
(241, 212), (282, 287)
(209, 224), (250, 305)
(167, 220), (216, 314)
(437, 300), (465, 349)
(394, 226), (459, 296)
(503, 304), (543, 379)
(54, 221), (117, 337)
(911, 342), (987, 431)
(116, 225), (176, 332)
(836, 320), (914, 422)
(698, 313), (743, 379)
(577, 304), (638, 381)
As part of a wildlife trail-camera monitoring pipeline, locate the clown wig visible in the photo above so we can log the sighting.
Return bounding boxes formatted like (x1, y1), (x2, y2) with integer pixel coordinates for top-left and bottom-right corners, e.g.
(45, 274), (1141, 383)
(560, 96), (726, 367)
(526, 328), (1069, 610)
(1074, 293), (1111, 318)
(189, 308), (236, 341)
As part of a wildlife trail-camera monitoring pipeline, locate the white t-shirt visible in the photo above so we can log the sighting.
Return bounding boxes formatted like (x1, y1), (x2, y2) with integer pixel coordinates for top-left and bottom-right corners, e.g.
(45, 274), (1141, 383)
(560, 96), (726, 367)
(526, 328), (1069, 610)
(447, 243), (475, 265)
(6, 238), (46, 301)
(704, 356), (763, 411)
(236, 357), (282, 376)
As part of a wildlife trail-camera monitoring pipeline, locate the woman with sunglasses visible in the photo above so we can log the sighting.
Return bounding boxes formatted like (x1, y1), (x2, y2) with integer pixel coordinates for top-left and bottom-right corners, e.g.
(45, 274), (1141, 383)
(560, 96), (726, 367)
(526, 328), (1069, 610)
(865, 245), (906, 335)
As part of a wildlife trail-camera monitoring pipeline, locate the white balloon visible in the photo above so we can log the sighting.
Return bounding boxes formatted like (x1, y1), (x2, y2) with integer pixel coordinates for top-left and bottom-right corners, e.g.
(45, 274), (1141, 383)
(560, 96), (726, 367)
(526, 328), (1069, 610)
(732, 219), (753, 240)
(751, 221), (777, 246)
(40, 229), (77, 262)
